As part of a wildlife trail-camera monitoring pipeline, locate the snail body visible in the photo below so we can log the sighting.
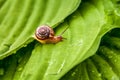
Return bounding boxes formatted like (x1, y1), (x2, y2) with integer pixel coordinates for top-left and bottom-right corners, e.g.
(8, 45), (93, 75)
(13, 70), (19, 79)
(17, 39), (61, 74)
(34, 25), (63, 44)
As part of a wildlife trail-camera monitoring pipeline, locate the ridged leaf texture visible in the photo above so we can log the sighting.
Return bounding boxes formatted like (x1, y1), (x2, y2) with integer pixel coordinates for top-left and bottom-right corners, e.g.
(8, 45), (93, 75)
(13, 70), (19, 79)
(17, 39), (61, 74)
(0, 0), (120, 80)
(0, 0), (80, 59)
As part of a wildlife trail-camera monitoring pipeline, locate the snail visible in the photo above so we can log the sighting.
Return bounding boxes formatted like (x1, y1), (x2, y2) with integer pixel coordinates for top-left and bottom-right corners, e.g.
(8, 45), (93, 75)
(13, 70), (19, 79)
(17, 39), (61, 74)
(34, 25), (67, 44)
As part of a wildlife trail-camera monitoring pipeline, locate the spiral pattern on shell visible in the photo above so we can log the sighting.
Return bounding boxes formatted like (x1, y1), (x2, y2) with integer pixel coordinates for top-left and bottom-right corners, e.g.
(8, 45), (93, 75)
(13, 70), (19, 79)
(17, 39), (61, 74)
(35, 26), (50, 40)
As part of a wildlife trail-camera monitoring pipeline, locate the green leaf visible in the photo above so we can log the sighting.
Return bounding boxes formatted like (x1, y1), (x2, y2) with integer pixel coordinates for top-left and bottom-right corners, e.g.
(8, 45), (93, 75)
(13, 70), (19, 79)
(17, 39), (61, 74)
(1, 0), (120, 80)
(0, 42), (34, 80)
(61, 29), (120, 80)
(0, 0), (81, 59)
(16, 0), (120, 80)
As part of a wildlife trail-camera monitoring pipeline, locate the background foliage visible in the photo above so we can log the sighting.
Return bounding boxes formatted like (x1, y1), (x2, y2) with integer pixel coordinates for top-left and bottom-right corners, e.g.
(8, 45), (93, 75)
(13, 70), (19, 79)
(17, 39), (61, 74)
(0, 0), (120, 80)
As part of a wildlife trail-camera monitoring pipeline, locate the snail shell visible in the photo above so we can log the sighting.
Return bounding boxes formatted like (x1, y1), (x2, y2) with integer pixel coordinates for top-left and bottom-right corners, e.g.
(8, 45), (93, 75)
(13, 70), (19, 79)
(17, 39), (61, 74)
(34, 25), (63, 44)
(35, 25), (54, 40)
